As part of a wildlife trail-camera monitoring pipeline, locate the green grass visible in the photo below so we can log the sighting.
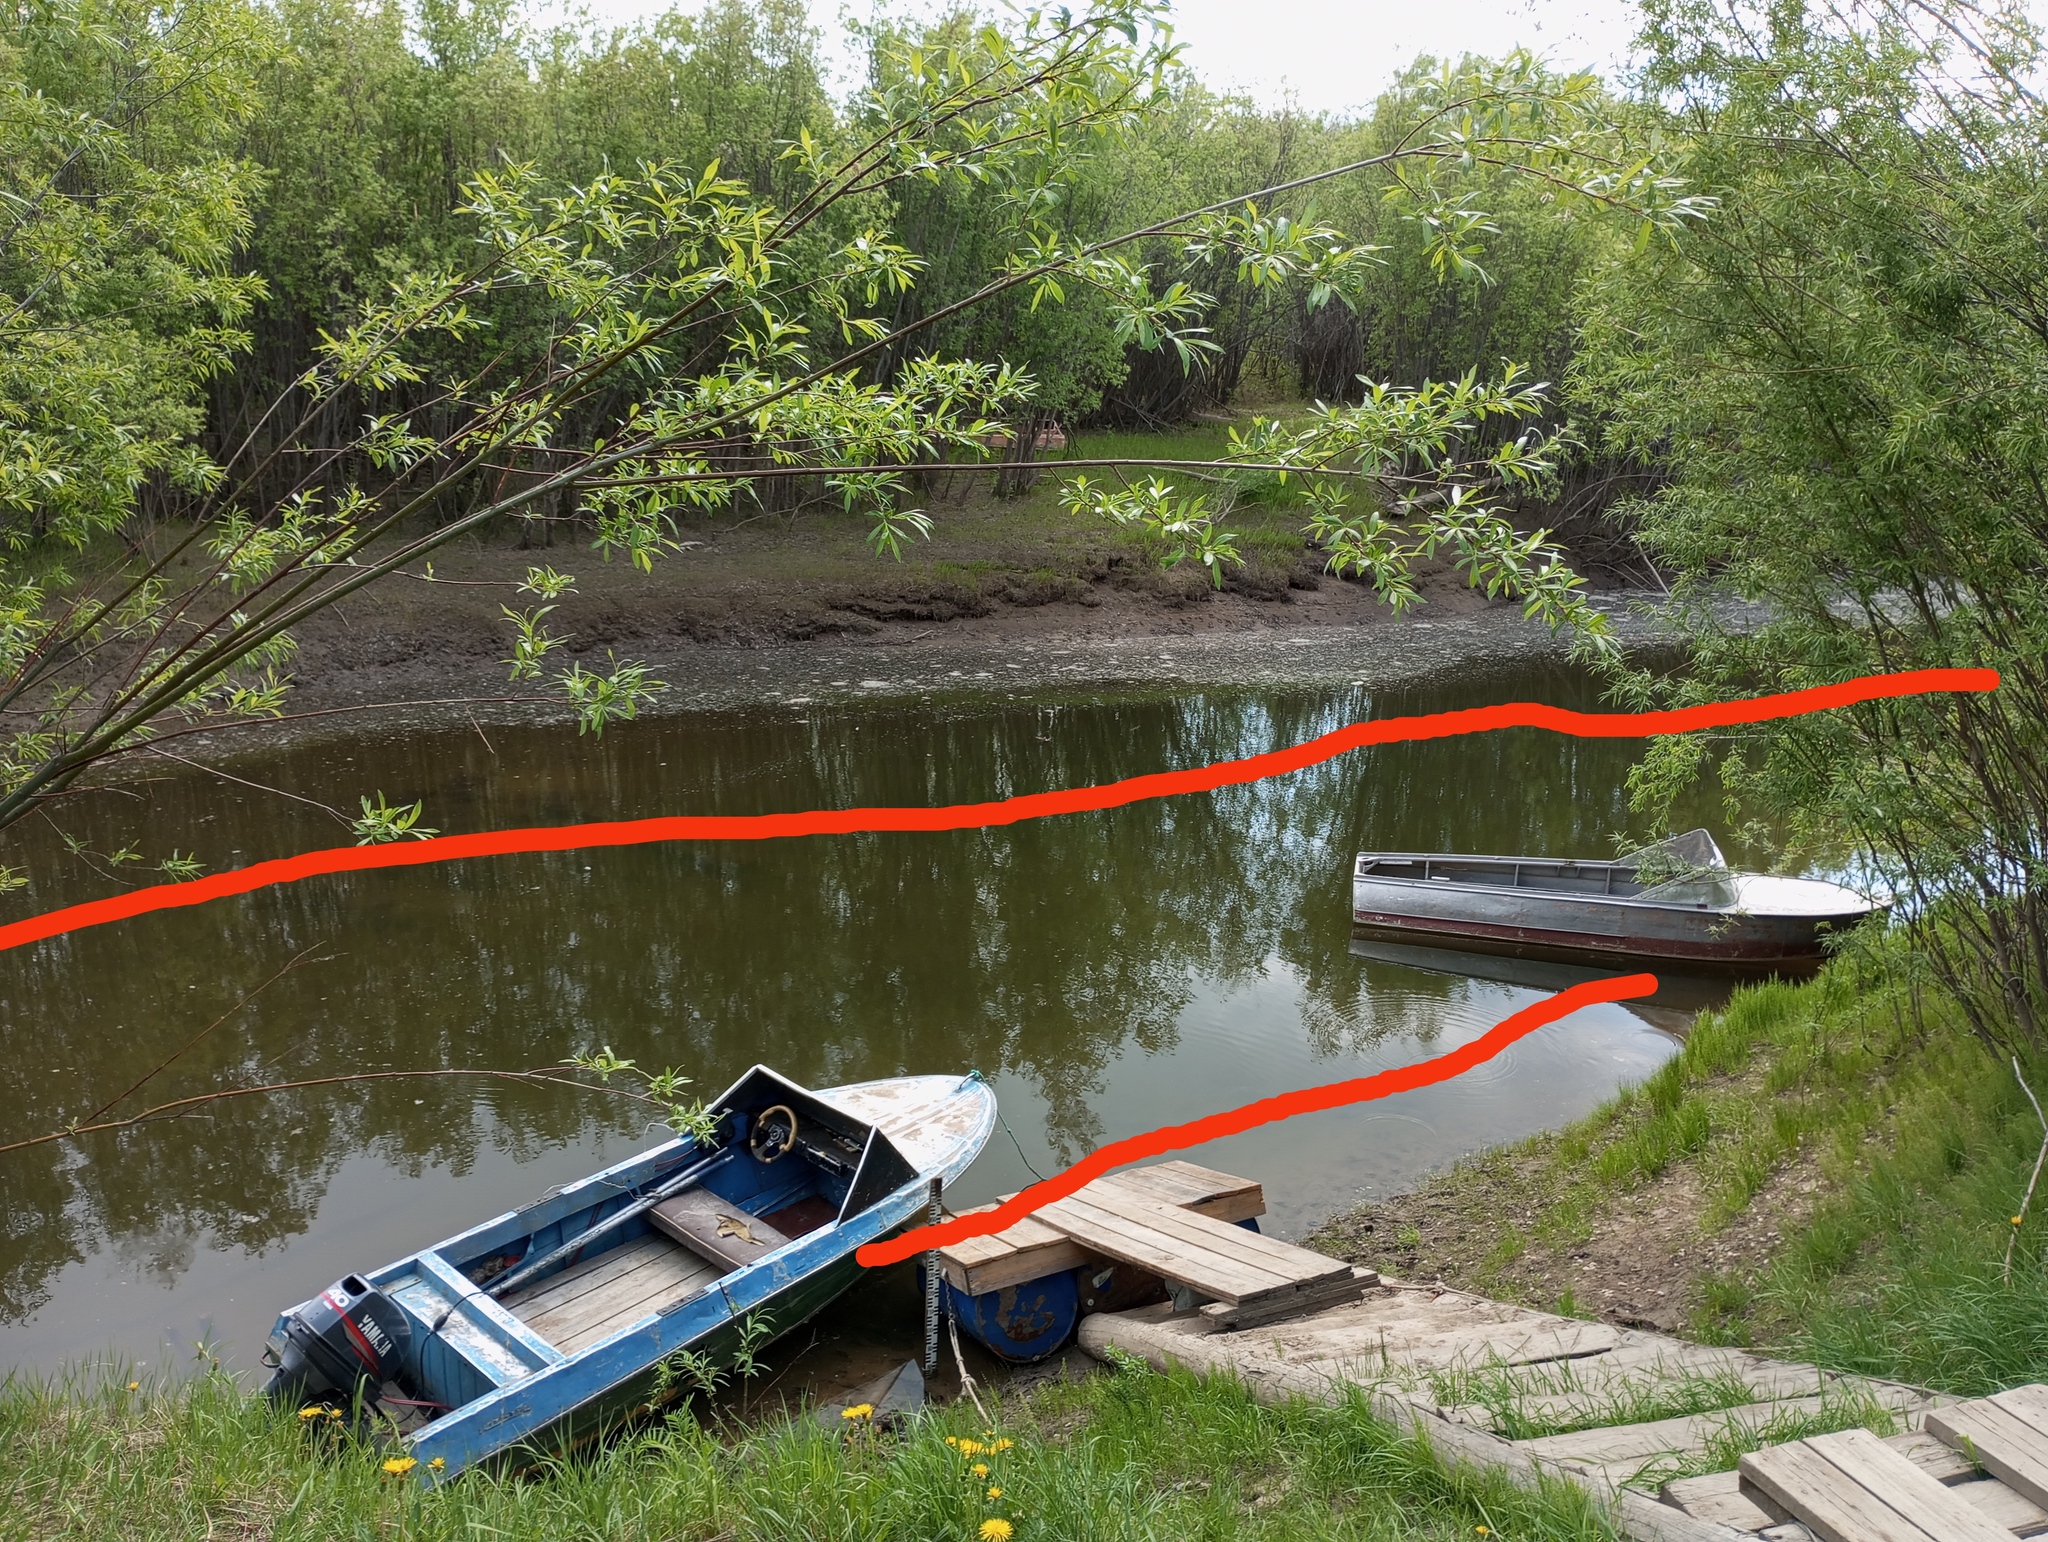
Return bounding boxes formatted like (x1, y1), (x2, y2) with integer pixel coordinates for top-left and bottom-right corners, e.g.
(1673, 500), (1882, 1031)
(0, 1356), (1623, 1542)
(1621, 1390), (1902, 1493)
(1427, 1363), (1767, 1442)
(1357, 934), (2048, 1393)
(1625, 957), (2048, 1389)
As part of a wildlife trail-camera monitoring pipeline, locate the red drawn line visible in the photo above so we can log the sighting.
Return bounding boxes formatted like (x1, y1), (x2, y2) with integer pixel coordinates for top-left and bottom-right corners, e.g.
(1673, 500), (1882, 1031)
(0, 667), (1995, 957)
(856, 973), (1660, 1267)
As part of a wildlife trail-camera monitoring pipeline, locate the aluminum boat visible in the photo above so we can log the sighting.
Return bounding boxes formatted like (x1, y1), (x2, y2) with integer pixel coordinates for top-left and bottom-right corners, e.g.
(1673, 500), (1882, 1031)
(1351, 830), (1881, 972)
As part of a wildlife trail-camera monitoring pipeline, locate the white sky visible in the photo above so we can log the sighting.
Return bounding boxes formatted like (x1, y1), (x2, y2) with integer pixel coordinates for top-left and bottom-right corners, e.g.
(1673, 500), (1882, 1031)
(1091, 0), (1640, 115)
(562, 0), (1646, 116)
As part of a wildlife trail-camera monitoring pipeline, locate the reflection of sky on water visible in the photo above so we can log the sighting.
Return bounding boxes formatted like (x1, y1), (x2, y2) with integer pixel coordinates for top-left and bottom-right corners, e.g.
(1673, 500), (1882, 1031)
(0, 660), (1745, 1377)
(991, 957), (1683, 1241)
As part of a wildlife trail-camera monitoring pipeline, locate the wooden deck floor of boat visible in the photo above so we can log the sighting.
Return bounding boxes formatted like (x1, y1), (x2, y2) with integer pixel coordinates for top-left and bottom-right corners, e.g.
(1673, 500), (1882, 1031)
(500, 1234), (722, 1355)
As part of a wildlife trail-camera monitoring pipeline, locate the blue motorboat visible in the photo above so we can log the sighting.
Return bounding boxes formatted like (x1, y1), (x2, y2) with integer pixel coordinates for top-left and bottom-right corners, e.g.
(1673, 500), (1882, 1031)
(262, 1066), (995, 1480)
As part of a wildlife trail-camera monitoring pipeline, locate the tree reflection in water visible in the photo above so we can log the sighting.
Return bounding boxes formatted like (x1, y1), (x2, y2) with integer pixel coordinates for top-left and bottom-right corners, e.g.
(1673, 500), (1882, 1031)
(0, 661), (1741, 1362)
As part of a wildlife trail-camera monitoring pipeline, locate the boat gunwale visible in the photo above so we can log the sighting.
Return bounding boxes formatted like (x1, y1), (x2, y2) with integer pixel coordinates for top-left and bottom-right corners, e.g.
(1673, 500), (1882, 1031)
(386, 1073), (995, 1478)
(1351, 851), (1877, 920)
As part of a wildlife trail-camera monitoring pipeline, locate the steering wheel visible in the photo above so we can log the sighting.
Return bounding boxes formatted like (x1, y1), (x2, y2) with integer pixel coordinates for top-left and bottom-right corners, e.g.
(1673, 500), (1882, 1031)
(749, 1104), (798, 1164)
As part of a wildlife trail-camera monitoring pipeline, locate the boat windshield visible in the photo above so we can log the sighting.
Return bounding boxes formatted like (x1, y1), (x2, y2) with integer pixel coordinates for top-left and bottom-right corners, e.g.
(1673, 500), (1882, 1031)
(1634, 872), (1740, 907)
(1620, 828), (1728, 874)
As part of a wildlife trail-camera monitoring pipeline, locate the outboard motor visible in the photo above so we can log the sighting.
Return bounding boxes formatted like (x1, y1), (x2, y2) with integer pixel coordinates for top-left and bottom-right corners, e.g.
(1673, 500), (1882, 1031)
(264, 1275), (412, 1414)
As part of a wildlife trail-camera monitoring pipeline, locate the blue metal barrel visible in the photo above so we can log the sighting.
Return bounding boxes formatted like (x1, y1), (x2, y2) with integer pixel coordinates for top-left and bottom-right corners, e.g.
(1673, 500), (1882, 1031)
(937, 1216), (1262, 1364)
(944, 1270), (1078, 1364)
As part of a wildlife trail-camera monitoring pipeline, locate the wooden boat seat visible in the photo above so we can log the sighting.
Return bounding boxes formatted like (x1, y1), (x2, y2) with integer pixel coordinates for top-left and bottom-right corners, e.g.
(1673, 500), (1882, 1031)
(499, 1235), (721, 1354)
(649, 1188), (793, 1272)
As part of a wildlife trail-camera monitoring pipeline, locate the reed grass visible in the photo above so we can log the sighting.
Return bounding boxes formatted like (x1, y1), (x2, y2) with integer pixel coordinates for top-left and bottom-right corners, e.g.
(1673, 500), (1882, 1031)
(0, 1355), (1619, 1542)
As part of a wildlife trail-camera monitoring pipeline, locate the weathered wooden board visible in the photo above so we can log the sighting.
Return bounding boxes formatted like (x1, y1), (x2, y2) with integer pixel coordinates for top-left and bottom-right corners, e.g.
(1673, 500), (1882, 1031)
(1930, 1395), (2048, 1512)
(1664, 1428), (1988, 1529)
(1996, 1384), (2048, 1440)
(1100, 1161), (1264, 1222)
(1264, 1304), (1623, 1373)
(938, 1211), (1083, 1295)
(1250, 1293), (1538, 1363)
(1666, 1466), (2046, 1536)
(1948, 1476), (2048, 1535)
(1741, 1426), (2013, 1542)
(1662, 1467), (1789, 1530)
(1046, 1189), (1307, 1282)
(1033, 1194), (1302, 1304)
(1051, 1184), (1350, 1290)
(1502, 1335), (1838, 1413)
(649, 1188), (793, 1271)
(1369, 1319), (1626, 1371)
(506, 1235), (720, 1355)
(1804, 1429), (2014, 1542)
(1519, 1394), (1841, 1470)
(936, 1161), (1265, 1295)
(1885, 1430), (1982, 1485)
(1741, 1438), (1941, 1542)
(1200, 1268), (1376, 1329)
(502, 1235), (672, 1317)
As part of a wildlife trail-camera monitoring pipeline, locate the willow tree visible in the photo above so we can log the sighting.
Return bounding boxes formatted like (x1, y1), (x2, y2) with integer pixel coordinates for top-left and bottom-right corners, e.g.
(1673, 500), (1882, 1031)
(1579, 0), (2048, 1056)
(0, 0), (1705, 863)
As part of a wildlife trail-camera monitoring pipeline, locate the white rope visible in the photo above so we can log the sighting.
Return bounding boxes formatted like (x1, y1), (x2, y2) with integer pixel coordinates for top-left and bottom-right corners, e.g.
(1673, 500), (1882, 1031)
(948, 1302), (992, 1425)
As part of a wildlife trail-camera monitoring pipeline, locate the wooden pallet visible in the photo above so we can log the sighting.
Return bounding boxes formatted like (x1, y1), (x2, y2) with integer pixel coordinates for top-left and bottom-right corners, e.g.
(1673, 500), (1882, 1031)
(1929, 1387), (2048, 1518)
(1739, 1427), (2014, 1542)
(936, 1160), (1264, 1295)
(935, 1160), (1371, 1325)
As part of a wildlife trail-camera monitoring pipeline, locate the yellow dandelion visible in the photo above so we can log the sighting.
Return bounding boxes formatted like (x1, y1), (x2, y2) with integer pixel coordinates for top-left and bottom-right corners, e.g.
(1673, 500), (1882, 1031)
(429, 1457), (446, 1471)
(986, 1486), (1003, 1500)
(381, 1457), (418, 1476)
(992, 1437), (1014, 1451)
(326, 1408), (343, 1420)
(126, 1381), (139, 1392)
(2017, 1216), (2027, 1226)
(979, 1521), (1013, 1542)
(957, 1438), (984, 1456)
(1476, 1529), (1491, 1537)
(298, 1406), (324, 1420)
(971, 1461), (990, 1478)
(944, 1435), (960, 1447)
(841, 1403), (875, 1420)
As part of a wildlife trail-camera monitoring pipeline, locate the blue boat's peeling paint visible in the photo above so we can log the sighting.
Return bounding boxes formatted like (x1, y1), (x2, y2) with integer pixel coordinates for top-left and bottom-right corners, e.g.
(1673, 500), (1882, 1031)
(270, 1071), (996, 1484)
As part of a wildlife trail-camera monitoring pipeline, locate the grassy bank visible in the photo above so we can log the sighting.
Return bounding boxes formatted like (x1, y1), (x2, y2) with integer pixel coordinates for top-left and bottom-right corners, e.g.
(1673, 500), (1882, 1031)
(0, 1352), (1618, 1542)
(1310, 945), (2048, 1396)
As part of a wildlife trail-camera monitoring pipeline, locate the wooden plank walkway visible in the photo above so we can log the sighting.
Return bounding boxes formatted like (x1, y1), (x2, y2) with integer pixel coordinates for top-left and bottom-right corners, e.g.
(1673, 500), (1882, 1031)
(954, 1161), (2048, 1541)
(936, 1160), (1373, 1325)
(1074, 1278), (2041, 1542)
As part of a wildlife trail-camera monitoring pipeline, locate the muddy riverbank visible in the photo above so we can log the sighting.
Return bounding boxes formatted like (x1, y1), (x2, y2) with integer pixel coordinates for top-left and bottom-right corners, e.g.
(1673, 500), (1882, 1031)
(232, 571), (1727, 748)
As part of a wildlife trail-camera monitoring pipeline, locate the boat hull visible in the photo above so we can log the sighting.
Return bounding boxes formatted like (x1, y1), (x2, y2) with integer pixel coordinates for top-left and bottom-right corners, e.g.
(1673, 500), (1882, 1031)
(488, 1247), (869, 1472)
(1352, 854), (1878, 974)
(271, 1070), (994, 1482)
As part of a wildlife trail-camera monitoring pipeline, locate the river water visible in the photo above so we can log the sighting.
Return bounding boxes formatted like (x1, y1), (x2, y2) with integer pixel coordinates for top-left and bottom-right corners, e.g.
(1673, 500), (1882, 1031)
(0, 655), (1743, 1383)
